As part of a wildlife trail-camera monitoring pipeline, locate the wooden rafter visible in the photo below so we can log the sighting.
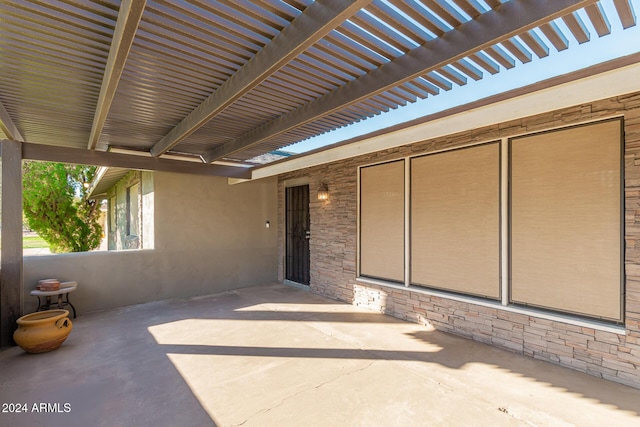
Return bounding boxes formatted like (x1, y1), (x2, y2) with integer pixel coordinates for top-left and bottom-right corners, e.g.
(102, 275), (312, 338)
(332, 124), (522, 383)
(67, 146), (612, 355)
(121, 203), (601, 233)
(87, 0), (146, 150)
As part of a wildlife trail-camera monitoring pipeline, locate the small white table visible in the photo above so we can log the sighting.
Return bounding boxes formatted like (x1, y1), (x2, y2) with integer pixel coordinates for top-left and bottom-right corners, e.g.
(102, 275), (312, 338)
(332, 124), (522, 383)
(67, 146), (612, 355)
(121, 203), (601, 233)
(30, 283), (77, 318)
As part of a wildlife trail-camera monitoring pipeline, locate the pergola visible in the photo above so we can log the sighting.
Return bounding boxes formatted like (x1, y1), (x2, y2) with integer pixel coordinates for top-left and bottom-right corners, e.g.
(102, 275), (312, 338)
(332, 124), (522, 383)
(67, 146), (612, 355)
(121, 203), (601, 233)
(1, 0), (638, 346)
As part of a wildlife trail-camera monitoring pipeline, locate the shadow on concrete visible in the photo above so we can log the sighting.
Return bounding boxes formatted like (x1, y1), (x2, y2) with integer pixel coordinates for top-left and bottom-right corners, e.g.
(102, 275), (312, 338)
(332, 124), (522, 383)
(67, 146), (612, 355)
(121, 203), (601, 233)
(2, 282), (640, 426)
(152, 336), (640, 417)
(146, 284), (640, 419)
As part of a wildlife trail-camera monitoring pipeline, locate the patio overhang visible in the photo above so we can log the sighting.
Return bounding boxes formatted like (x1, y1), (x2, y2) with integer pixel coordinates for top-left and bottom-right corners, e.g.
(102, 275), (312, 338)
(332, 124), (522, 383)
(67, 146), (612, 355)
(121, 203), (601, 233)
(252, 49), (640, 179)
(0, 0), (636, 170)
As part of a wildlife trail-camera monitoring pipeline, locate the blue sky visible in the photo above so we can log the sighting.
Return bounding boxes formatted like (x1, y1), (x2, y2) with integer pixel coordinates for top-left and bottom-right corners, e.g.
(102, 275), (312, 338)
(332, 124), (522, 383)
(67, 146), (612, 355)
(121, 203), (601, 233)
(285, 0), (640, 154)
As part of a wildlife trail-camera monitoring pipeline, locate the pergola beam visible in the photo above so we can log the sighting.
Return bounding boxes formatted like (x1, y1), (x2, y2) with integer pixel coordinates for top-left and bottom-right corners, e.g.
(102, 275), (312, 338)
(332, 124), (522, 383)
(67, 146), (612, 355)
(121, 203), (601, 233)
(87, 0), (146, 150)
(203, 0), (597, 163)
(149, 0), (372, 158)
(23, 143), (251, 179)
(0, 100), (24, 142)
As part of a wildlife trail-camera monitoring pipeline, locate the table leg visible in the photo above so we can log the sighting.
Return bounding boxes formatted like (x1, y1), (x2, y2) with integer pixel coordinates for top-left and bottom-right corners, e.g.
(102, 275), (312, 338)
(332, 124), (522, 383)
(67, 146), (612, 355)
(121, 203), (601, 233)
(31, 291), (77, 317)
(64, 294), (77, 318)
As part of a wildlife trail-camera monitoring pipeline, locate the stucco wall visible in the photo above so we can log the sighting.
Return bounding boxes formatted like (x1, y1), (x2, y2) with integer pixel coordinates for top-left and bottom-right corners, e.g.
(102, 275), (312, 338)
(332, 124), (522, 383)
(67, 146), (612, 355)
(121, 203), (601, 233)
(278, 92), (640, 388)
(23, 172), (278, 313)
(142, 171), (154, 249)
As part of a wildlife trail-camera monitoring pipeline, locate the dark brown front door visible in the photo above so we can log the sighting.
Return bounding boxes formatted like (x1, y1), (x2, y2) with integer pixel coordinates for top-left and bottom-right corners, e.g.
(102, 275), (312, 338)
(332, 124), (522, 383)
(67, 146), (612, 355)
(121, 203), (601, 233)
(286, 185), (310, 285)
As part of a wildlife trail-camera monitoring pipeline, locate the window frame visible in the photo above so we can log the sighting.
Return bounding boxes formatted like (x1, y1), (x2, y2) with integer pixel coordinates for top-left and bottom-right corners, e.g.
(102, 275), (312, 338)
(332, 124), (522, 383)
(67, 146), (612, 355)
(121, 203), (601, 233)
(126, 182), (140, 237)
(410, 141), (502, 300)
(358, 159), (406, 284)
(355, 117), (625, 324)
(508, 118), (624, 322)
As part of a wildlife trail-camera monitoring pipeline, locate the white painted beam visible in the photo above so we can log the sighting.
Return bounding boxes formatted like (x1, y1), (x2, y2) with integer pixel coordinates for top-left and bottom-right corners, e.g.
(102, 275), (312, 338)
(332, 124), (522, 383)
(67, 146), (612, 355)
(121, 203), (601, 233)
(150, 0), (372, 157)
(252, 54), (640, 180)
(204, 0), (597, 163)
(87, 0), (146, 150)
(0, 100), (24, 142)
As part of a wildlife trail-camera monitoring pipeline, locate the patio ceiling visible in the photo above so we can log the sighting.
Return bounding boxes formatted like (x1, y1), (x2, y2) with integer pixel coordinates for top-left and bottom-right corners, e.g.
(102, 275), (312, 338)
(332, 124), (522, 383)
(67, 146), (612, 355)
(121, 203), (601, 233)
(0, 0), (637, 174)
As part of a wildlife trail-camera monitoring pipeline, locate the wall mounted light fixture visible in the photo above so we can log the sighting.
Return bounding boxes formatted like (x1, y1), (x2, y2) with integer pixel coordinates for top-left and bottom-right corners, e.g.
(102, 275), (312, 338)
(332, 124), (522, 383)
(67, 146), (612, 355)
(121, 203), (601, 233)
(317, 183), (329, 201)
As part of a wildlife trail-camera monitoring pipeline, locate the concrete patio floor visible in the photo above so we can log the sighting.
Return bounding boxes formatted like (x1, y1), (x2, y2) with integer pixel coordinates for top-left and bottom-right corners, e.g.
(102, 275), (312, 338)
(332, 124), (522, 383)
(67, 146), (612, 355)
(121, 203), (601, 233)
(1, 283), (639, 427)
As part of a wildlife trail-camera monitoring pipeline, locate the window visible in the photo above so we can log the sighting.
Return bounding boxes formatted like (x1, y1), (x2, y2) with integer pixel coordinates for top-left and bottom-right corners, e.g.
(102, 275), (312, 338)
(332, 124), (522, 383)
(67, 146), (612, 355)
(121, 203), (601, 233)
(510, 119), (622, 321)
(411, 143), (501, 299)
(126, 183), (139, 237)
(109, 196), (116, 232)
(106, 172), (153, 251)
(359, 160), (405, 282)
(357, 118), (623, 322)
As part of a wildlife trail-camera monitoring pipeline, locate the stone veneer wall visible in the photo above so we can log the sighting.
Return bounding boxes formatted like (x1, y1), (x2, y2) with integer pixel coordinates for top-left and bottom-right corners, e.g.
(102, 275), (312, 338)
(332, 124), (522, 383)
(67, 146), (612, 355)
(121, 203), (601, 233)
(278, 92), (640, 388)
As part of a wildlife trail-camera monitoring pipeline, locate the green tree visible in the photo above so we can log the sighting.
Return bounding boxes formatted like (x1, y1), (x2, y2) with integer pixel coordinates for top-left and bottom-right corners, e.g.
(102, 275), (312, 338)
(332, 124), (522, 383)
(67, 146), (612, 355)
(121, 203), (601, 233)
(22, 161), (102, 253)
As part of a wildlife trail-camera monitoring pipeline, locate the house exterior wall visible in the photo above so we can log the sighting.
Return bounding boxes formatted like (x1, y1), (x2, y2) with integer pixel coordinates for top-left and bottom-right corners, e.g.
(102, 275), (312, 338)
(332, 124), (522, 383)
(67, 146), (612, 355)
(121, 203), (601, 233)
(23, 172), (278, 313)
(142, 171), (154, 250)
(107, 170), (152, 250)
(277, 92), (640, 388)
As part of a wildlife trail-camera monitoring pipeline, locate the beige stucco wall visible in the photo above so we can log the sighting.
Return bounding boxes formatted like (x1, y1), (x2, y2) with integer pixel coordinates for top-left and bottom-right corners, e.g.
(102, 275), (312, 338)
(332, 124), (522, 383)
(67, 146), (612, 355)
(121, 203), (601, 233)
(23, 172), (278, 313)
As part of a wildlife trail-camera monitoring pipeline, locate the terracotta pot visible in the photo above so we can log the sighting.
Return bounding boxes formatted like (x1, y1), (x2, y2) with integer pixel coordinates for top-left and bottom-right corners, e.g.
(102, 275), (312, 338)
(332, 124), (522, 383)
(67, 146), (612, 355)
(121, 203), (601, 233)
(13, 310), (73, 354)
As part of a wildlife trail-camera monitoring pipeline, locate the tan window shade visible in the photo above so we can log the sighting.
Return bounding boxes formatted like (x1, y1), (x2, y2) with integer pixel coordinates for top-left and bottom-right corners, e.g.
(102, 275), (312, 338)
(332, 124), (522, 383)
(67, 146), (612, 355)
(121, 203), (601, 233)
(411, 143), (501, 299)
(510, 119), (622, 321)
(360, 160), (405, 282)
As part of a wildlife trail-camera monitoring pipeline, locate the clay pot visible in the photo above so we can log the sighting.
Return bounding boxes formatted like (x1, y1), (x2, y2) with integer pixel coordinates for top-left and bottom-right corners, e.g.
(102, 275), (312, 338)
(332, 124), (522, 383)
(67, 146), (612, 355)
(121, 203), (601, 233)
(13, 310), (73, 354)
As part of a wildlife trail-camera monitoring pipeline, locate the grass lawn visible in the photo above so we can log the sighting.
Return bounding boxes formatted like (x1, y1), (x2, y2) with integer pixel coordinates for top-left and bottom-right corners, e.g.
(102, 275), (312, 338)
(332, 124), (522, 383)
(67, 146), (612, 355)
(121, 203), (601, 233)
(23, 235), (50, 249)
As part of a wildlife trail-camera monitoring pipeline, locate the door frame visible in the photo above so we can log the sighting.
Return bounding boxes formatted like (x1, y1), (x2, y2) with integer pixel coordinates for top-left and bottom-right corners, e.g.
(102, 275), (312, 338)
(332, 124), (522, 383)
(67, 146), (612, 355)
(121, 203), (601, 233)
(283, 178), (311, 286)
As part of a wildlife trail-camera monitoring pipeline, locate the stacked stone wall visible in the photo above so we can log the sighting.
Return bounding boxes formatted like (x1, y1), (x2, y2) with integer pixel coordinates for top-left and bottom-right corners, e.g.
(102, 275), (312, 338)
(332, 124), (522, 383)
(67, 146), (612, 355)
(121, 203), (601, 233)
(278, 93), (640, 388)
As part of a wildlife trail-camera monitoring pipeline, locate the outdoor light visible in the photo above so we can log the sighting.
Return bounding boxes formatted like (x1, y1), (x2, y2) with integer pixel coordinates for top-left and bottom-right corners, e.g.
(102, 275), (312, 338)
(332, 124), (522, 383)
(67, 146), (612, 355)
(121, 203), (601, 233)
(317, 183), (329, 201)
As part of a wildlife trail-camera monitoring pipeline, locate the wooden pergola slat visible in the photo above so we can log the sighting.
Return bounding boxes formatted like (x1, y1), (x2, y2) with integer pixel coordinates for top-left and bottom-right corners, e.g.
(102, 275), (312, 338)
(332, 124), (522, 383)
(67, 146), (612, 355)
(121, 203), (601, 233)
(469, 51), (500, 74)
(203, 0), (598, 163)
(563, 12), (591, 44)
(484, 45), (516, 69)
(613, 0), (636, 29)
(501, 38), (533, 64)
(150, 0), (372, 157)
(519, 30), (550, 58)
(585, 3), (612, 37)
(539, 22), (570, 51)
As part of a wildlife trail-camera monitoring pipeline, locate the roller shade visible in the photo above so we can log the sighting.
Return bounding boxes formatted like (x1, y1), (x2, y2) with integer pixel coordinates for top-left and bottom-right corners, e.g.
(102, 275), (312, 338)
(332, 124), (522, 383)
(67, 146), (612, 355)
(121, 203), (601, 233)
(360, 160), (405, 282)
(411, 143), (501, 299)
(510, 119), (622, 321)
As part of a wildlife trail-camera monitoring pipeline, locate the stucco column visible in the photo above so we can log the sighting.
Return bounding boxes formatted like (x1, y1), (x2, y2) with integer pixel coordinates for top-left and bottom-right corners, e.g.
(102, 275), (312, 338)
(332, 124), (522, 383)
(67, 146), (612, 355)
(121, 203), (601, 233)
(1, 139), (23, 347)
